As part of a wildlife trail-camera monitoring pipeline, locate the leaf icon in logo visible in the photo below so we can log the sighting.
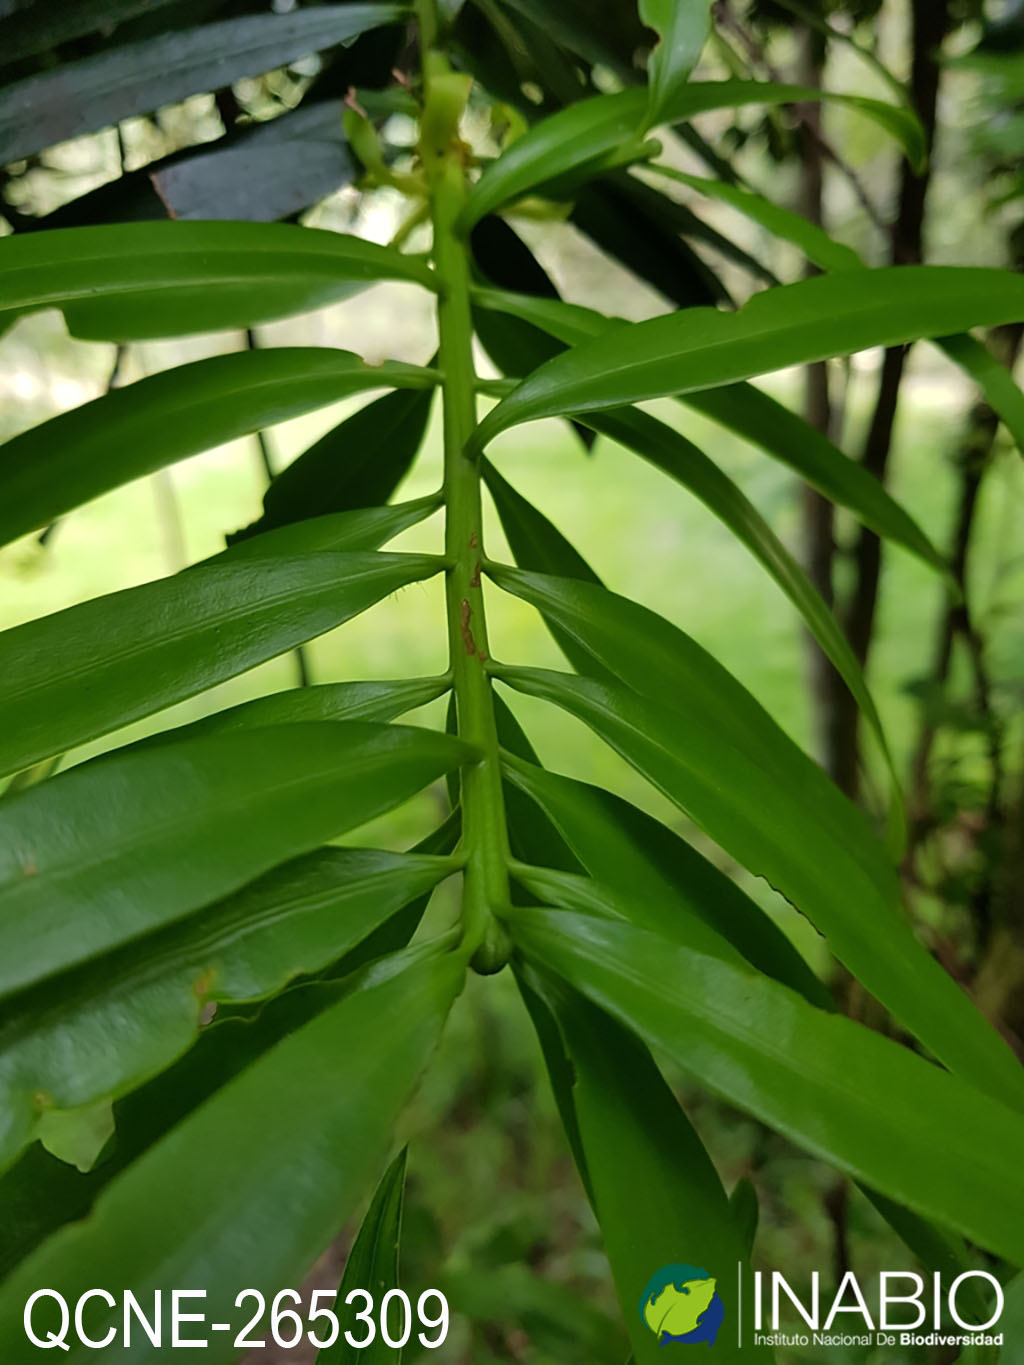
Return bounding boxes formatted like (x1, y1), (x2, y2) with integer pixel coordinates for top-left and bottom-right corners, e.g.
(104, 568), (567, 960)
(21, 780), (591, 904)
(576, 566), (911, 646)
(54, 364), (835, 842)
(643, 1275), (718, 1341)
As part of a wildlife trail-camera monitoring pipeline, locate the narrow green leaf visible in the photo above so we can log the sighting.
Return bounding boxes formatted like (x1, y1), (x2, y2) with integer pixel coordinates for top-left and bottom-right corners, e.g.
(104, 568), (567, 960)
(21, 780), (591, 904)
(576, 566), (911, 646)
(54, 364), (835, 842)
(510, 909), (1024, 1266)
(240, 387), (436, 541)
(494, 658), (1024, 1109)
(0, 548), (441, 777)
(318, 1148), (408, 1363)
(681, 382), (948, 571)
(521, 967), (759, 1363)
(0, 350), (438, 545)
(0, 949), (463, 1365)
(470, 268), (1024, 451)
(0, 0), (181, 65)
(0, 817), (458, 1278)
(214, 498), (439, 562)
(0, 850), (454, 1173)
(0, 5), (410, 164)
(0, 721), (474, 999)
(645, 165), (864, 272)
(640, 0), (713, 128)
(729, 1180), (759, 1259)
(936, 330), (1024, 456)
(0, 221), (433, 340)
(460, 90), (653, 229)
(156, 677), (453, 746)
(470, 284), (948, 571)
(483, 460), (598, 584)
(460, 83), (924, 229)
(502, 752), (830, 1008)
(581, 406), (899, 789)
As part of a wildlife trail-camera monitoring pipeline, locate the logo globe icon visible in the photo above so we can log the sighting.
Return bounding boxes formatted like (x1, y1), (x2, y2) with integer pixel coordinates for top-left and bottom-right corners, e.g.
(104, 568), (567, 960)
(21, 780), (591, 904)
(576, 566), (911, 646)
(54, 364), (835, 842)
(639, 1264), (725, 1346)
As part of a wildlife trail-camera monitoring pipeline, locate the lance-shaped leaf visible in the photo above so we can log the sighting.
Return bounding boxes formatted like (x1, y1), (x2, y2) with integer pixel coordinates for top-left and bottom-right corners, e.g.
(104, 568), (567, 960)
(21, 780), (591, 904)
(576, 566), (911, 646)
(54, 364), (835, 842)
(156, 677), (453, 747)
(640, 0), (713, 129)
(0, 949), (463, 1365)
(520, 967), (762, 1363)
(0, 4), (410, 164)
(0, 814), (459, 1278)
(239, 386), (437, 542)
(211, 498), (439, 563)
(0, 350), (438, 546)
(0, 720), (474, 999)
(318, 1147), (408, 1363)
(469, 268), (1024, 451)
(493, 660), (1024, 1110)
(0, 546), (441, 777)
(503, 753), (830, 1007)
(645, 168), (1024, 457)
(509, 909), (1024, 1267)
(459, 83), (924, 229)
(0, 221), (433, 341)
(580, 406), (898, 782)
(0, 849), (456, 1173)
(471, 286), (947, 571)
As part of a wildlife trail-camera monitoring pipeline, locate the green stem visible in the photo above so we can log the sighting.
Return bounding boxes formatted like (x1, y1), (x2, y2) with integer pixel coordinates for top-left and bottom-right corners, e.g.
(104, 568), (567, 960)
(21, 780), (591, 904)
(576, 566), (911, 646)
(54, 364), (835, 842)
(420, 21), (511, 973)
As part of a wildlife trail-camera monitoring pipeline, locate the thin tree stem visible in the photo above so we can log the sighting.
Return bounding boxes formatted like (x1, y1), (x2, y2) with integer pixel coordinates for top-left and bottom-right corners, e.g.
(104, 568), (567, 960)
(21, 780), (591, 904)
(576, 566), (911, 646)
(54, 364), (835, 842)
(420, 11), (511, 972)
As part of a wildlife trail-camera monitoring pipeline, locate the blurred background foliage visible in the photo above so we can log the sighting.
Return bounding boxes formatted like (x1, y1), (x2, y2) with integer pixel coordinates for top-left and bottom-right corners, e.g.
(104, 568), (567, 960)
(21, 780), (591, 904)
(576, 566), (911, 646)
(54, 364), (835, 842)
(2, 1), (1024, 1360)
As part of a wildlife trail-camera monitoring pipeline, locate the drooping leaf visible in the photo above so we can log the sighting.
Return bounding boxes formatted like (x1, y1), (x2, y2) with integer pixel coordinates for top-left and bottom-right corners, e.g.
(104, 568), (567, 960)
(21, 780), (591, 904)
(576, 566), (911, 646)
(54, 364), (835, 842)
(644, 165), (864, 273)
(510, 909), (1024, 1266)
(502, 752), (830, 1007)
(0, 547), (441, 777)
(0, 351), (438, 546)
(0, 0), (182, 65)
(469, 268), (1024, 451)
(493, 654), (1024, 1109)
(639, 0), (713, 128)
(0, 849), (455, 1173)
(936, 330), (1024, 456)
(239, 386), (437, 541)
(318, 1147), (408, 1363)
(459, 83), (924, 229)
(0, 221), (434, 341)
(0, 5), (410, 164)
(569, 176), (729, 309)
(470, 285), (948, 571)
(0, 720), (474, 999)
(0, 949), (463, 1365)
(519, 968), (758, 1363)
(580, 406), (899, 779)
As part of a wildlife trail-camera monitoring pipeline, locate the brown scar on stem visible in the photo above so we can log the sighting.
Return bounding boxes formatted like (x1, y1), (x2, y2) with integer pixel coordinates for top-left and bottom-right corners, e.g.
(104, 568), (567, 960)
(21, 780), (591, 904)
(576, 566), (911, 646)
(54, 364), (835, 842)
(344, 85), (368, 119)
(468, 530), (478, 549)
(21, 859), (36, 877)
(460, 598), (478, 656)
(469, 561), (482, 588)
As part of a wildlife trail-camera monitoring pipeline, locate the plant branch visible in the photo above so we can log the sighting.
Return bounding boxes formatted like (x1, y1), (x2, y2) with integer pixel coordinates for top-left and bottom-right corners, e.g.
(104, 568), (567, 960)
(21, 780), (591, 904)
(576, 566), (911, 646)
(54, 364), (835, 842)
(420, 13), (512, 972)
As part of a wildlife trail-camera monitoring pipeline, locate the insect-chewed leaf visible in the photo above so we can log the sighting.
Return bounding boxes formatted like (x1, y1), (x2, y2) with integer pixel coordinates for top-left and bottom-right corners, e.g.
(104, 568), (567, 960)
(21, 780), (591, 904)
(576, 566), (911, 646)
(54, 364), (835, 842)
(511, 910), (1024, 1266)
(318, 1147), (408, 1363)
(494, 651), (1024, 1109)
(0, 849), (455, 1174)
(0, 221), (433, 340)
(470, 268), (1024, 451)
(0, 548), (442, 777)
(0, 5), (411, 164)
(0, 721), (474, 999)
(0, 948), (463, 1365)
(0, 350), (438, 546)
